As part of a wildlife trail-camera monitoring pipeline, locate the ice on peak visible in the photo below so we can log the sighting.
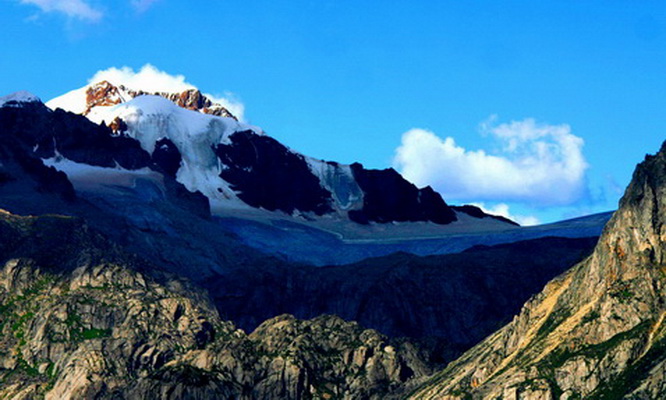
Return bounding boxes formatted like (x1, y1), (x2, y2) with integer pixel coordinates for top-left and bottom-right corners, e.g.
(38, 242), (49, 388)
(113, 94), (180, 115)
(84, 94), (261, 210)
(87, 95), (229, 152)
(0, 91), (41, 108)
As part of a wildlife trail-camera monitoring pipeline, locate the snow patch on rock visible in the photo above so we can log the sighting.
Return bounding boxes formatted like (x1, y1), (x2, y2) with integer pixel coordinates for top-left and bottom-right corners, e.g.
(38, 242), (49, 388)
(305, 158), (363, 211)
(85, 95), (259, 211)
(0, 91), (41, 108)
(43, 155), (163, 192)
(46, 86), (89, 114)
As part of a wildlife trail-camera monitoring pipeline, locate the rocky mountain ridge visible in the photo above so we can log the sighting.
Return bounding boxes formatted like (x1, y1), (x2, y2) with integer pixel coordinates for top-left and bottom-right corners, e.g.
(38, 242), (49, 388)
(409, 142), (666, 399)
(43, 85), (516, 229)
(49, 80), (237, 119)
(213, 236), (598, 362)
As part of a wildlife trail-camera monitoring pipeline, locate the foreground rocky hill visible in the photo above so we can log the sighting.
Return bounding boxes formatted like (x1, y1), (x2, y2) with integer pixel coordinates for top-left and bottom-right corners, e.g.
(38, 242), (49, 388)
(0, 210), (429, 399)
(409, 142), (666, 399)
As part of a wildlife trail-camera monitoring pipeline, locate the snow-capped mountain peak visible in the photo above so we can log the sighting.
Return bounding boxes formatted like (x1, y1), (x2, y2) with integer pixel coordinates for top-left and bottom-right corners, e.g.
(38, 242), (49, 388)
(47, 80), (237, 119)
(39, 79), (517, 231)
(82, 94), (261, 209)
(0, 91), (41, 108)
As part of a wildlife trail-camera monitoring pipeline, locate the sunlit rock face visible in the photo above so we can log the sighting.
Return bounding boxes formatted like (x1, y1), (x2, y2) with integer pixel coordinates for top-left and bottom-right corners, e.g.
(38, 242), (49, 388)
(410, 141), (666, 400)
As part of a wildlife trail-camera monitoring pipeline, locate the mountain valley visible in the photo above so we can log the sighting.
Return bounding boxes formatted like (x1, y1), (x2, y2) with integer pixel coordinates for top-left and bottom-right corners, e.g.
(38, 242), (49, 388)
(0, 84), (645, 400)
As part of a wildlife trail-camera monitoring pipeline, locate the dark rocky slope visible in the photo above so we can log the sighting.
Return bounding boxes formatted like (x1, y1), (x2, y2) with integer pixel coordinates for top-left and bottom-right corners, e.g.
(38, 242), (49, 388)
(0, 99), (150, 170)
(209, 236), (598, 364)
(0, 95), (208, 217)
(214, 131), (334, 215)
(409, 142), (666, 399)
(348, 163), (457, 224)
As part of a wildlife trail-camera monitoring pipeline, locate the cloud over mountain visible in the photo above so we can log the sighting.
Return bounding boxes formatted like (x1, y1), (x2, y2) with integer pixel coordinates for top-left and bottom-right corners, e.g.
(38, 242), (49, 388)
(470, 202), (540, 227)
(393, 117), (588, 206)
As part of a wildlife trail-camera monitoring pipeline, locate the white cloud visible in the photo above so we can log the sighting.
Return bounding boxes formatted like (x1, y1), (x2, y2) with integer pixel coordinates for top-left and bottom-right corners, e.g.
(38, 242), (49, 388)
(89, 64), (193, 93)
(20, 0), (103, 21)
(130, 0), (159, 13)
(393, 118), (588, 206)
(470, 202), (540, 226)
(205, 93), (246, 123)
(89, 64), (245, 120)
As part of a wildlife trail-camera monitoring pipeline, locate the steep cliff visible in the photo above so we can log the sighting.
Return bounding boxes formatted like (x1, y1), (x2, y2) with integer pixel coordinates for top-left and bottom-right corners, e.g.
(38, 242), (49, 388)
(409, 143), (666, 399)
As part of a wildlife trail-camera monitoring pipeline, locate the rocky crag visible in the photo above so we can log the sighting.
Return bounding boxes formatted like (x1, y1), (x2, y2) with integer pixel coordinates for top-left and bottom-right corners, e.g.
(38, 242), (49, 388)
(409, 142), (666, 399)
(65, 80), (237, 119)
(0, 210), (430, 399)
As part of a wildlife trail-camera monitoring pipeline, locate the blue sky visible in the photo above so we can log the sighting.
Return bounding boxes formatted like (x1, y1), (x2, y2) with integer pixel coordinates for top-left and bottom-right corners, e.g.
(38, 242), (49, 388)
(2, 1), (666, 224)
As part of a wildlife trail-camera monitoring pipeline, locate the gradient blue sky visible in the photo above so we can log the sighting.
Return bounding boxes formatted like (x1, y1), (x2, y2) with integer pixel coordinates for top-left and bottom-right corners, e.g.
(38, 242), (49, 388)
(2, 0), (665, 224)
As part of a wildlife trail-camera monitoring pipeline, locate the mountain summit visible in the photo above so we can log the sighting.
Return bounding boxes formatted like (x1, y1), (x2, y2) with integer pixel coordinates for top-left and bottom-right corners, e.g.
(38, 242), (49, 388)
(40, 81), (516, 232)
(47, 80), (237, 119)
(0, 82), (616, 399)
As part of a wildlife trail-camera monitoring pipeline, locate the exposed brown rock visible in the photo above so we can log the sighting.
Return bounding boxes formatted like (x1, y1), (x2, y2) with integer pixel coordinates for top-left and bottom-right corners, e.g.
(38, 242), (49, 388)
(81, 81), (237, 120)
(107, 116), (127, 134)
(84, 81), (124, 114)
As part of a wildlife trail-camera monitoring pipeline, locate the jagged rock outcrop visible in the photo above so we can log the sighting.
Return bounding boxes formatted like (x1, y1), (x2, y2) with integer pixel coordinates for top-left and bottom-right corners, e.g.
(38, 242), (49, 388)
(162, 88), (235, 119)
(82, 80), (237, 119)
(409, 141), (666, 399)
(0, 210), (430, 399)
